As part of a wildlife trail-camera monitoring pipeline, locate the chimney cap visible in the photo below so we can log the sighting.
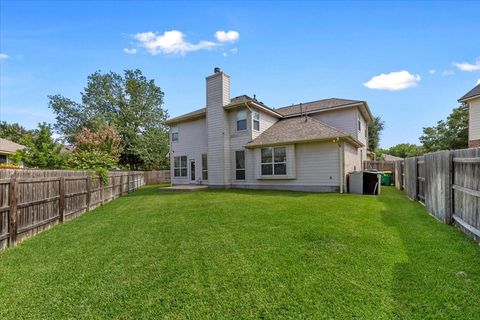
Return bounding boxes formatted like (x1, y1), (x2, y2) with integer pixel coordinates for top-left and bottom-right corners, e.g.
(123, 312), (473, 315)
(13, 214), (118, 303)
(214, 67), (221, 73)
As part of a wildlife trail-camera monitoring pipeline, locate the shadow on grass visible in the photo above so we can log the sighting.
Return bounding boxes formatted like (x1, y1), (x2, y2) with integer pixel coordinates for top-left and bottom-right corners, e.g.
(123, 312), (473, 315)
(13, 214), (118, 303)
(378, 187), (480, 318)
(127, 185), (314, 198)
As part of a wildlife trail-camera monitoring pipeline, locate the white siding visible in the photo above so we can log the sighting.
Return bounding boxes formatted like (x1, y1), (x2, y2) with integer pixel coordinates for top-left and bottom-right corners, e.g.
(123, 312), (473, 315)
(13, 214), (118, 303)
(356, 109), (368, 147)
(469, 98), (480, 141)
(206, 72), (231, 186)
(311, 107), (357, 137)
(233, 142), (340, 189)
(252, 110), (278, 139)
(228, 109), (252, 183)
(170, 118), (208, 185)
(344, 142), (360, 174)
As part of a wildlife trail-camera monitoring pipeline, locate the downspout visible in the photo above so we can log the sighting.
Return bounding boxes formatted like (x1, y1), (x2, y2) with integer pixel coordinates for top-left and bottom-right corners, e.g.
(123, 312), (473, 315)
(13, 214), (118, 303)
(337, 138), (344, 193)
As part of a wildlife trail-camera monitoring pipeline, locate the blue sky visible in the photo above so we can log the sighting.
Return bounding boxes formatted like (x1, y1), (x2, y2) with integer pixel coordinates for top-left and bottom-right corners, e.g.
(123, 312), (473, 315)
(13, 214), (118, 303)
(1, 1), (479, 148)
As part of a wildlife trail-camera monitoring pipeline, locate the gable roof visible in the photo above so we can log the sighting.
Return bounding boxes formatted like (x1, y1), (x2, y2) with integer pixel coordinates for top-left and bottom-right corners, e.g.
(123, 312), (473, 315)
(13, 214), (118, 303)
(0, 138), (26, 154)
(165, 107), (206, 125)
(276, 98), (373, 123)
(245, 116), (363, 148)
(458, 83), (480, 102)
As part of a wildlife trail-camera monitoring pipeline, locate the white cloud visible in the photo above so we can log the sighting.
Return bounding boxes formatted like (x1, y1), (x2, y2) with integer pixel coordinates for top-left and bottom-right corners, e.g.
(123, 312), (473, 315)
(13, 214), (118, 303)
(0, 53), (9, 60)
(453, 58), (480, 72)
(133, 30), (217, 55)
(477, 79), (480, 85)
(230, 47), (238, 54)
(215, 30), (239, 43)
(363, 70), (421, 91)
(222, 52), (228, 57)
(442, 70), (454, 76)
(429, 69), (436, 74)
(123, 48), (137, 54)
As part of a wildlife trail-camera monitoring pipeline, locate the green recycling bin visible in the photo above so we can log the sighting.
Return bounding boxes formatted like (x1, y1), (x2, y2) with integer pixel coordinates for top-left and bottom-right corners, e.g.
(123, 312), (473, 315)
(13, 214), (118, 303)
(381, 171), (392, 186)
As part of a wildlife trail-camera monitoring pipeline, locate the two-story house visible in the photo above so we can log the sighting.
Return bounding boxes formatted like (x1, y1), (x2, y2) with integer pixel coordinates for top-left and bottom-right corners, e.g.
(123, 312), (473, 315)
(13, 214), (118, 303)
(166, 68), (373, 192)
(458, 83), (480, 148)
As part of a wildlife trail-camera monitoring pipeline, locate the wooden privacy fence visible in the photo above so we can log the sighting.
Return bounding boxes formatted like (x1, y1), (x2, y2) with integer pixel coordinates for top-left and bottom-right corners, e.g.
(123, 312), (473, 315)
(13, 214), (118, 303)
(0, 170), (146, 250)
(397, 148), (480, 241)
(363, 160), (396, 185)
(144, 170), (170, 185)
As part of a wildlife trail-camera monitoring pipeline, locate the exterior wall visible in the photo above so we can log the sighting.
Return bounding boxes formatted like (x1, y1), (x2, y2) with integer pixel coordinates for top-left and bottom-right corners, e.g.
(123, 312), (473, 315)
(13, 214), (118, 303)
(310, 107), (357, 137)
(170, 118), (208, 185)
(231, 142), (340, 191)
(228, 108), (253, 184)
(252, 109), (279, 139)
(344, 142), (360, 174)
(206, 72), (231, 186)
(468, 98), (480, 144)
(356, 108), (368, 147)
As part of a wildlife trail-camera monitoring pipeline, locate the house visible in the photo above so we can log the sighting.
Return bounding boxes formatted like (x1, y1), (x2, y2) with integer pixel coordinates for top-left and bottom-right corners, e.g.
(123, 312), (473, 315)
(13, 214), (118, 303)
(165, 68), (373, 192)
(458, 83), (480, 148)
(0, 138), (25, 165)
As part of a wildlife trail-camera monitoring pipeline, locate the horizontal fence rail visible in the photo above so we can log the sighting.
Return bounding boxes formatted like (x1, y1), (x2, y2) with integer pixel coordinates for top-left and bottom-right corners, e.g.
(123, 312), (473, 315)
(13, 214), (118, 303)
(395, 148), (480, 241)
(0, 169), (161, 250)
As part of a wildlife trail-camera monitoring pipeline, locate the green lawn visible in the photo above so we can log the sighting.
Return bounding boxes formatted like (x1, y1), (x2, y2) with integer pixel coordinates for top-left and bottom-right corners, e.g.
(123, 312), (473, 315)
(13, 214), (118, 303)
(1, 186), (479, 319)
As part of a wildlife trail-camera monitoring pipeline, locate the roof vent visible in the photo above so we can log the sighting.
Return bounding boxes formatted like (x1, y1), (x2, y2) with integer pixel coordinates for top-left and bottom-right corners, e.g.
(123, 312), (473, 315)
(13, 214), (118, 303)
(214, 67), (221, 73)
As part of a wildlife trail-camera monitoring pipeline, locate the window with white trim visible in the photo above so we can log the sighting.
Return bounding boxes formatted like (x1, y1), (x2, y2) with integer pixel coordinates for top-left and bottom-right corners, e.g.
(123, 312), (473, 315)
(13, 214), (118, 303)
(261, 147), (286, 176)
(358, 119), (361, 132)
(172, 126), (179, 141)
(202, 154), (208, 180)
(173, 156), (187, 177)
(235, 150), (246, 180)
(253, 111), (260, 131)
(236, 110), (247, 131)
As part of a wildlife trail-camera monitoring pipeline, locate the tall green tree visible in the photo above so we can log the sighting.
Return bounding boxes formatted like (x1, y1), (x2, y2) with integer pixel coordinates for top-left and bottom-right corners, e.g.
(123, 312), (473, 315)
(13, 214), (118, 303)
(379, 143), (425, 158)
(49, 69), (169, 170)
(0, 121), (32, 144)
(20, 123), (65, 169)
(419, 106), (469, 152)
(368, 116), (385, 152)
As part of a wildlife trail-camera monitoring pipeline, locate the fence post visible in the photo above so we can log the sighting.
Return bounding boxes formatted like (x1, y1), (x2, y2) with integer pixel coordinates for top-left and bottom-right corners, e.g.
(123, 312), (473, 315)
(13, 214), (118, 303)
(8, 178), (18, 247)
(86, 176), (92, 211)
(127, 173), (131, 193)
(413, 157), (418, 201)
(59, 177), (65, 223)
(100, 178), (104, 206)
(446, 151), (454, 225)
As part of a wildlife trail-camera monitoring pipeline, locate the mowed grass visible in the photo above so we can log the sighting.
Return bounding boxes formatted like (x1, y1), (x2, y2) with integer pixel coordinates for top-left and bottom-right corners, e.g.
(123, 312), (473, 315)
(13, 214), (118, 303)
(0, 186), (479, 319)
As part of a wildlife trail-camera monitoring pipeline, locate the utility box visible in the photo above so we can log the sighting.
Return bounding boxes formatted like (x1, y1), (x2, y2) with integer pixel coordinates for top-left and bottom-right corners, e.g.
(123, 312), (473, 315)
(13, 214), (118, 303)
(349, 171), (381, 195)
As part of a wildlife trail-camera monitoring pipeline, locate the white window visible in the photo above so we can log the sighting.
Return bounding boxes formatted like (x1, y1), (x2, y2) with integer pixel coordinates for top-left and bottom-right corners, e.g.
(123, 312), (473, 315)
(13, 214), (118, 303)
(173, 156), (187, 177)
(202, 154), (208, 180)
(235, 150), (246, 180)
(236, 110), (247, 131)
(253, 111), (260, 131)
(261, 147), (286, 176)
(172, 126), (179, 141)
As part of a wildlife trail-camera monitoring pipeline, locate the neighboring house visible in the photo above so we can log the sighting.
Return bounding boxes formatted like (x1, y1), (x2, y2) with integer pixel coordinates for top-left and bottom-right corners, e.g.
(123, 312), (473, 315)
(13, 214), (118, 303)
(0, 138), (25, 165)
(458, 83), (480, 148)
(166, 68), (373, 192)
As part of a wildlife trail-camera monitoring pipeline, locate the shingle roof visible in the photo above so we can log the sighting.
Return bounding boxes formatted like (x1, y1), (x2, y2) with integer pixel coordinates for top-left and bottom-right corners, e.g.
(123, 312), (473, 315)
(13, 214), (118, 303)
(458, 83), (480, 102)
(165, 107), (206, 125)
(0, 138), (26, 154)
(245, 116), (362, 148)
(275, 98), (362, 117)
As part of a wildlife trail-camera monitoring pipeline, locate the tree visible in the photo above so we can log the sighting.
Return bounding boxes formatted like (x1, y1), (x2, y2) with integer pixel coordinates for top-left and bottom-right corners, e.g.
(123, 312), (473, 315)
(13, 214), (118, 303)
(379, 143), (425, 158)
(49, 69), (169, 170)
(368, 116), (385, 152)
(419, 106), (469, 152)
(0, 121), (32, 144)
(68, 124), (122, 171)
(20, 123), (65, 169)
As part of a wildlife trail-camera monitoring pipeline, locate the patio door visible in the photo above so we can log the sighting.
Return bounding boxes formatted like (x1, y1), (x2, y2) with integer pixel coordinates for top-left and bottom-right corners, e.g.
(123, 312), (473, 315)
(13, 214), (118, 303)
(189, 159), (196, 183)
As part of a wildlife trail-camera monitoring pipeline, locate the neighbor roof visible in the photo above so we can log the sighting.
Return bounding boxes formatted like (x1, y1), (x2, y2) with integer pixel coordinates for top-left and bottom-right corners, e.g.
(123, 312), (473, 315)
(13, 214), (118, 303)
(245, 116), (363, 148)
(165, 107), (206, 125)
(458, 83), (480, 102)
(0, 138), (26, 154)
